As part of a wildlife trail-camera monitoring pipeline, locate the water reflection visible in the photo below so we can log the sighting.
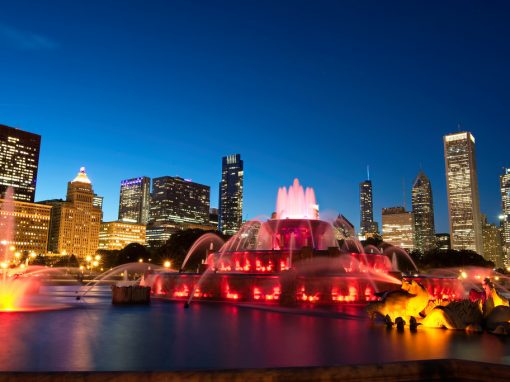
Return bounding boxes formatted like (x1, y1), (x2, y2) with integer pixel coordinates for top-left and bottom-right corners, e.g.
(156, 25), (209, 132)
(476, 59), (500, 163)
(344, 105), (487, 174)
(0, 291), (508, 371)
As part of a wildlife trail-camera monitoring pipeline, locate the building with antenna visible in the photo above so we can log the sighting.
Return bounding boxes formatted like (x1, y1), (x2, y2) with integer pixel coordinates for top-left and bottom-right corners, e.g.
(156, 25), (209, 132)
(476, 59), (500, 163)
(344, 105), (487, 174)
(359, 168), (379, 238)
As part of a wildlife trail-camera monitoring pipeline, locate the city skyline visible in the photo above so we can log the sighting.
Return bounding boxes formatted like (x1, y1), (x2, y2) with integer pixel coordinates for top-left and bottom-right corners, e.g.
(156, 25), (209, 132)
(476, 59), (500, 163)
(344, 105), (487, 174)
(1, 122), (507, 236)
(1, 1), (509, 232)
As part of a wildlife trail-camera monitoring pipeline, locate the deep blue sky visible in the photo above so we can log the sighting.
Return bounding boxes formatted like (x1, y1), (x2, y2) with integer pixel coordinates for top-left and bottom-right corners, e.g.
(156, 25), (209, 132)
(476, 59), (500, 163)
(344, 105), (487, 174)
(1, 0), (509, 232)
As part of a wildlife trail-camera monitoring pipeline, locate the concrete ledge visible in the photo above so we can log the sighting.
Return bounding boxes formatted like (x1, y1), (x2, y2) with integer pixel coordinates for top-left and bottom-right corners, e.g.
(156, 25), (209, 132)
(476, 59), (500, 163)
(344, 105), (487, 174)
(0, 359), (509, 382)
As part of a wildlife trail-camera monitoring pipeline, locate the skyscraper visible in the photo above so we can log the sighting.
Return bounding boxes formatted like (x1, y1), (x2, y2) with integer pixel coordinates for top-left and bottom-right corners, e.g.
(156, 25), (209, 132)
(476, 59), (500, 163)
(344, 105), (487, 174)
(219, 154), (244, 235)
(43, 167), (102, 259)
(444, 132), (483, 254)
(481, 215), (504, 268)
(147, 176), (210, 246)
(500, 168), (510, 266)
(0, 124), (41, 202)
(411, 171), (436, 252)
(382, 207), (415, 251)
(118, 177), (151, 224)
(359, 180), (378, 237)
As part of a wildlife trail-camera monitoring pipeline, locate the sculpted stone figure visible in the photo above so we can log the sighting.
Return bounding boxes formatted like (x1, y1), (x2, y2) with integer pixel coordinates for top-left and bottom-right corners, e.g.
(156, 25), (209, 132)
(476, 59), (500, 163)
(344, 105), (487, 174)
(420, 299), (483, 330)
(367, 279), (430, 323)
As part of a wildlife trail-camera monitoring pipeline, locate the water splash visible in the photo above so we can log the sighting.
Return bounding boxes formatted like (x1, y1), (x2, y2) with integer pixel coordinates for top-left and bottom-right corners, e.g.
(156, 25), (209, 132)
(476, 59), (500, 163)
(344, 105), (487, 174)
(276, 179), (318, 219)
(180, 233), (225, 271)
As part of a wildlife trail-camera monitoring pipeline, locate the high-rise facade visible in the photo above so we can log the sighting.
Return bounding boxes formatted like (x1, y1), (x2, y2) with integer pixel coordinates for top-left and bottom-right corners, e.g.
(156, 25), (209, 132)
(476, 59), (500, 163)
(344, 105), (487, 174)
(444, 132), (483, 254)
(0, 124), (41, 202)
(147, 176), (210, 246)
(0, 197), (51, 255)
(43, 167), (102, 259)
(359, 180), (378, 236)
(435, 233), (451, 250)
(382, 207), (415, 251)
(481, 215), (504, 268)
(500, 167), (510, 266)
(118, 177), (151, 224)
(98, 221), (146, 251)
(411, 171), (436, 253)
(334, 214), (356, 240)
(219, 154), (244, 235)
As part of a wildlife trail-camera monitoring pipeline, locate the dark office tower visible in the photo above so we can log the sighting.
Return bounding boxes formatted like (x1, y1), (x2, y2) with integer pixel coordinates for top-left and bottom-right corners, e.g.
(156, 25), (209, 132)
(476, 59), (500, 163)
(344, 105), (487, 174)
(150, 176), (210, 225)
(444, 132), (482, 254)
(219, 154), (244, 235)
(359, 180), (378, 236)
(118, 177), (151, 224)
(0, 124), (41, 202)
(412, 171), (436, 253)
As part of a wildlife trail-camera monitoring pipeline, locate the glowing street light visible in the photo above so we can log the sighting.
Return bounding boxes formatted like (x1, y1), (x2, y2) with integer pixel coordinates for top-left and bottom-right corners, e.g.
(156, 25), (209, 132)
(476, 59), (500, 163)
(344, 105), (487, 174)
(164, 260), (171, 268)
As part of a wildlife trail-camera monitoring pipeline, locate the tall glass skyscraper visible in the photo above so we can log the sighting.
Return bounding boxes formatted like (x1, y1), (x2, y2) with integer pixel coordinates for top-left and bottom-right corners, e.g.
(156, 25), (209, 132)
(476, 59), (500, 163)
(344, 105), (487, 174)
(359, 180), (378, 236)
(219, 154), (244, 235)
(500, 167), (510, 266)
(118, 177), (151, 224)
(0, 124), (41, 202)
(412, 171), (436, 252)
(444, 132), (483, 254)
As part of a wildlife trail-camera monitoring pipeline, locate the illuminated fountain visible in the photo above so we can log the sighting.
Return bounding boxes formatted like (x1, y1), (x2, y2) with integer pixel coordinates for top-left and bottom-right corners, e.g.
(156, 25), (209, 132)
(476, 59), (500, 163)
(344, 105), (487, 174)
(0, 187), (66, 312)
(148, 179), (456, 305)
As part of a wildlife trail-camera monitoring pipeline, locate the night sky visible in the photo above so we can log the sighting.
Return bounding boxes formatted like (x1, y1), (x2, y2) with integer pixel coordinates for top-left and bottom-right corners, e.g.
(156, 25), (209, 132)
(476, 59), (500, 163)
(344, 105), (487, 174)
(1, 1), (509, 232)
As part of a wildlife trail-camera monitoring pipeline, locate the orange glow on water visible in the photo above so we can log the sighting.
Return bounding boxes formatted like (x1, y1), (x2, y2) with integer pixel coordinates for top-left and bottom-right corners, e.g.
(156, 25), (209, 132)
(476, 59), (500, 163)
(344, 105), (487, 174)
(0, 276), (39, 312)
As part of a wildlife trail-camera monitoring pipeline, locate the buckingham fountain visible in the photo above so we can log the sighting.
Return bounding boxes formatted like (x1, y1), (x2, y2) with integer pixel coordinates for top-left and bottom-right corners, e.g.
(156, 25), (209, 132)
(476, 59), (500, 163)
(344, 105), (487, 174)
(0, 181), (510, 377)
(145, 179), (463, 306)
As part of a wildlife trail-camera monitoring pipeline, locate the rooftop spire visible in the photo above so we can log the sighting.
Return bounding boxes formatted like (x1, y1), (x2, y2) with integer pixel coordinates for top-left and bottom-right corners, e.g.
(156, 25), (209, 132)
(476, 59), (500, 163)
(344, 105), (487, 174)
(72, 166), (91, 184)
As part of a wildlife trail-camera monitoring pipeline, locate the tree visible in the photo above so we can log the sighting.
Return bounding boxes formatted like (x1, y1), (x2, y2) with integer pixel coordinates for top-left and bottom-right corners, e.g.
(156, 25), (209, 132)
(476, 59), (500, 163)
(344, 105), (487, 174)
(153, 229), (224, 271)
(53, 254), (79, 268)
(99, 243), (152, 268)
(418, 248), (494, 269)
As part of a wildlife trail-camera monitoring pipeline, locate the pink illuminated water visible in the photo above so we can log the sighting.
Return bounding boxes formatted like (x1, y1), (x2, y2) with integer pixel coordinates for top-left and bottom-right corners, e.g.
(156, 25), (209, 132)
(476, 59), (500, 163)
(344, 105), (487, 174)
(276, 179), (318, 219)
(0, 187), (15, 263)
(0, 187), (65, 312)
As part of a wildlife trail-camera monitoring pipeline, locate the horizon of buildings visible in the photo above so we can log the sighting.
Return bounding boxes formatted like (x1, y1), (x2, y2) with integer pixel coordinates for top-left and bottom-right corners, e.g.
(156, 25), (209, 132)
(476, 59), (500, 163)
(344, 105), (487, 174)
(0, 123), (508, 266)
